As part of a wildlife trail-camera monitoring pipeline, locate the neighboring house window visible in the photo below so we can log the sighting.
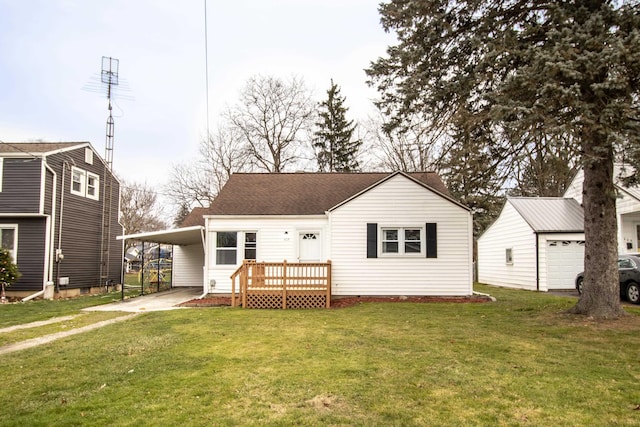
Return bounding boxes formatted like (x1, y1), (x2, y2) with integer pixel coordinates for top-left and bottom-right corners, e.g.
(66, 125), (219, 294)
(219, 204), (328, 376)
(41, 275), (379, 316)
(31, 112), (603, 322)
(71, 167), (85, 196)
(244, 232), (257, 260)
(506, 248), (513, 265)
(71, 167), (99, 200)
(0, 225), (18, 262)
(0, 158), (3, 192)
(86, 172), (100, 200)
(216, 232), (237, 265)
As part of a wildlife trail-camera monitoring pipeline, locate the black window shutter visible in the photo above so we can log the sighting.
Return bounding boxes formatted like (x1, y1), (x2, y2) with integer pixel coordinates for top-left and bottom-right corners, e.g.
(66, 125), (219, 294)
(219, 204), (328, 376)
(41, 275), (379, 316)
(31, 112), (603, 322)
(367, 223), (377, 258)
(426, 223), (437, 258)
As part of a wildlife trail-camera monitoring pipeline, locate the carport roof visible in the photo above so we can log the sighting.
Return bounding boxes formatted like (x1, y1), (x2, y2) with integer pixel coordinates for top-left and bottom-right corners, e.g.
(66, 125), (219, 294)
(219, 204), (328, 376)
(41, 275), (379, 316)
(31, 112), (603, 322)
(117, 226), (204, 246)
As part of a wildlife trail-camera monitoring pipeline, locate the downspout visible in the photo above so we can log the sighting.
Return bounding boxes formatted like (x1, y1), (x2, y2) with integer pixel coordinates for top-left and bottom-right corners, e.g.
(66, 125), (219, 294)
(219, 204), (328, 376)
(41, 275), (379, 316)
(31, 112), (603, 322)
(44, 161), (57, 288)
(56, 160), (70, 291)
(199, 222), (208, 299)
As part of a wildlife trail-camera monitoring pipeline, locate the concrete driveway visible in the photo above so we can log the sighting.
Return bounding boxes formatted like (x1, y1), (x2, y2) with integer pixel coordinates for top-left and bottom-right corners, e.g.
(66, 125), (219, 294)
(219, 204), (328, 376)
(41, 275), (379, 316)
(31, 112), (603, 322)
(84, 287), (202, 312)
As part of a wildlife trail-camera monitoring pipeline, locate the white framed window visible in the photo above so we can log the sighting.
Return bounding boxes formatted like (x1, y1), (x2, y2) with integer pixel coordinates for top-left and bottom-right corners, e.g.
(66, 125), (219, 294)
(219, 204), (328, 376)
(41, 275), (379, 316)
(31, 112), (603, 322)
(215, 231), (237, 265)
(71, 167), (86, 197)
(84, 148), (94, 165)
(71, 167), (99, 200)
(0, 158), (4, 192)
(381, 227), (424, 256)
(244, 232), (257, 260)
(86, 172), (99, 200)
(0, 225), (18, 262)
(506, 248), (513, 265)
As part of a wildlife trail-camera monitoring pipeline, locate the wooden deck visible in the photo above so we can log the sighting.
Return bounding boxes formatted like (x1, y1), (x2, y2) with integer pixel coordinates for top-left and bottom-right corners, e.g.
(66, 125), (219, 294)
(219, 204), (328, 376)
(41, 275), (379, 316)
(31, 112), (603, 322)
(230, 260), (332, 309)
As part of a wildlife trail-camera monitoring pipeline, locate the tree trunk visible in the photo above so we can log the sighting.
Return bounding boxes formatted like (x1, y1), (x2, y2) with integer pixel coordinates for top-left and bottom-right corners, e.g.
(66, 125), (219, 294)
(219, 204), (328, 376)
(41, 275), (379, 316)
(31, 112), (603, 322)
(569, 138), (626, 319)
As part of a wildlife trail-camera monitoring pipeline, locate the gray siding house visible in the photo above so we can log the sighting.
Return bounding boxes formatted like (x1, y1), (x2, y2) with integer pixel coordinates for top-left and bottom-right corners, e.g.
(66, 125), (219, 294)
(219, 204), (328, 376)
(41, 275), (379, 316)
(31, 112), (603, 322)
(0, 142), (123, 298)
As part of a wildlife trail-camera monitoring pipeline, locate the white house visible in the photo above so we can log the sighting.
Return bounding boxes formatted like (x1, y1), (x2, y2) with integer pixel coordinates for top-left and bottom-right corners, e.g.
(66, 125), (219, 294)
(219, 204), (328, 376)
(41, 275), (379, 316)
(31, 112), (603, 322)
(564, 164), (640, 254)
(120, 172), (474, 300)
(477, 197), (585, 291)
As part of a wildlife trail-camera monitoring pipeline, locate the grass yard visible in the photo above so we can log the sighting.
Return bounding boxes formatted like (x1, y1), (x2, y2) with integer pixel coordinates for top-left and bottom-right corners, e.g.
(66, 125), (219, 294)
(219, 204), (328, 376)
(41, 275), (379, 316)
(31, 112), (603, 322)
(0, 285), (639, 426)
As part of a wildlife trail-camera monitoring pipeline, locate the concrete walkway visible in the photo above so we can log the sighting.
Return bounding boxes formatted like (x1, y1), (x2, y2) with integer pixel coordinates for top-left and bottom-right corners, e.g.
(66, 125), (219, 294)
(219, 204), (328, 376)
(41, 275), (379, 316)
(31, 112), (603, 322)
(83, 287), (202, 312)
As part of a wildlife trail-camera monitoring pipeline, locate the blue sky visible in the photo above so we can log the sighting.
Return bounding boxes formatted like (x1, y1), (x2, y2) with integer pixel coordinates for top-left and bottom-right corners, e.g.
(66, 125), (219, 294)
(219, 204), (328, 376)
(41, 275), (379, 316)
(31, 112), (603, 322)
(0, 0), (395, 189)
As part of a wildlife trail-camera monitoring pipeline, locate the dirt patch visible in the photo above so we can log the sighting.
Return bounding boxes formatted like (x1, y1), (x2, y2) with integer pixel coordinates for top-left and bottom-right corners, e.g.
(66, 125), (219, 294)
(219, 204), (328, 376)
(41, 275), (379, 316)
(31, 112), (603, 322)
(179, 294), (492, 308)
(178, 296), (232, 307)
(304, 393), (347, 412)
(330, 295), (492, 308)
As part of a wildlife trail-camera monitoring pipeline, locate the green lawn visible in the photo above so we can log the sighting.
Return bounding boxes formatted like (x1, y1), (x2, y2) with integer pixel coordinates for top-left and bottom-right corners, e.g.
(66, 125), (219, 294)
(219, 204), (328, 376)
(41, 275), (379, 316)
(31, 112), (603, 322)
(0, 284), (639, 426)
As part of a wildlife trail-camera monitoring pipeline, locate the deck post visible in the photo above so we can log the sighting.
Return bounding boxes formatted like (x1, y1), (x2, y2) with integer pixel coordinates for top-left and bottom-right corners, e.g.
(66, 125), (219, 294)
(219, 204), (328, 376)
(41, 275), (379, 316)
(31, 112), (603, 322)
(241, 260), (248, 308)
(326, 260), (332, 308)
(282, 260), (287, 309)
(231, 274), (236, 307)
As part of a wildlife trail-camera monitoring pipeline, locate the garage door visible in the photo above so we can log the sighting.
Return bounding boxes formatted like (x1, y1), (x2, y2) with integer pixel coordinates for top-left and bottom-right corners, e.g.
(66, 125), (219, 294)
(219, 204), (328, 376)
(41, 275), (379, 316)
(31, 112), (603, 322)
(546, 240), (585, 290)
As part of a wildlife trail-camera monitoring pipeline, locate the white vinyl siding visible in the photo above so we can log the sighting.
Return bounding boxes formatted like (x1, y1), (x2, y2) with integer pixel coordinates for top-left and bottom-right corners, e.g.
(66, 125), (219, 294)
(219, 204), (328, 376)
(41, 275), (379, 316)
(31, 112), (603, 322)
(172, 244), (204, 288)
(477, 202), (538, 290)
(329, 174), (472, 296)
(206, 217), (329, 293)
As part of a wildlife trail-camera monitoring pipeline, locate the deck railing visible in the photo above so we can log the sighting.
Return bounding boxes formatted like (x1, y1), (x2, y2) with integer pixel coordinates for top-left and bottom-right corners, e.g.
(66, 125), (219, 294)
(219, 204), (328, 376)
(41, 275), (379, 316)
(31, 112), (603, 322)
(230, 260), (332, 309)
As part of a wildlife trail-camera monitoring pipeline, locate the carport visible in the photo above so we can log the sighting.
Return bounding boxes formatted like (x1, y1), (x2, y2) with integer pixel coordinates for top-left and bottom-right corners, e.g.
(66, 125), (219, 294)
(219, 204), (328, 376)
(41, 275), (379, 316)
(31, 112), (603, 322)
(117, 226), (207, 296)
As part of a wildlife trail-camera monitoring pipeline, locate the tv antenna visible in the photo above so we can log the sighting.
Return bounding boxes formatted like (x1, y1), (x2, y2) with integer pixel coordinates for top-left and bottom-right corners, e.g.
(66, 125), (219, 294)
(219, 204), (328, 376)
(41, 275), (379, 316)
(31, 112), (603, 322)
(97, 56), (125, 285)
(101, 56), (118, 171)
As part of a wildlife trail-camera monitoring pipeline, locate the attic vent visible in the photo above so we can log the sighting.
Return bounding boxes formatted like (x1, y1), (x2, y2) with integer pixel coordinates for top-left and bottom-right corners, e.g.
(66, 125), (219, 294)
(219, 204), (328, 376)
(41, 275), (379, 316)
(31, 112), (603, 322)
(85, 148), (93, 165)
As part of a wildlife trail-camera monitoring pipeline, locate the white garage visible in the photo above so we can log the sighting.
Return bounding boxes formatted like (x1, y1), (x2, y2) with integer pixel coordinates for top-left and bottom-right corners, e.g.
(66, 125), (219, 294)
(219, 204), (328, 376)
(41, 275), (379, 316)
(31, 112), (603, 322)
(478, 198), (584, 292)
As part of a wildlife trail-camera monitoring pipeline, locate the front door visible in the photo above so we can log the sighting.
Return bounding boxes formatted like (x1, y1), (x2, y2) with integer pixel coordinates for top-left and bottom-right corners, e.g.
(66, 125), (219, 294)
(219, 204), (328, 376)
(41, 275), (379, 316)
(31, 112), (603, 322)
(298, 232), (321, 261)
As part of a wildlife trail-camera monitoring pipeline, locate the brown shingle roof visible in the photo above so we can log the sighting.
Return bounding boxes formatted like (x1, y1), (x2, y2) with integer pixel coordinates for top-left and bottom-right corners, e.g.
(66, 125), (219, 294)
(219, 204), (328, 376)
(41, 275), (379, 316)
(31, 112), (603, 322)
(0, 141), (88, 155)
(206, 172), (453, 216)
(180, 207), (209, 227)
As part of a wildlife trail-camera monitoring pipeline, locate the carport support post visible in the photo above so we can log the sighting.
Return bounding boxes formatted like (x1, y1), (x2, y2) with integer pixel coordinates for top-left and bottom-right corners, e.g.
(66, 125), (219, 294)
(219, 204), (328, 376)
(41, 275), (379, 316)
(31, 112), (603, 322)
(140, 241), (145, 296)
(121, 240), (126, 301)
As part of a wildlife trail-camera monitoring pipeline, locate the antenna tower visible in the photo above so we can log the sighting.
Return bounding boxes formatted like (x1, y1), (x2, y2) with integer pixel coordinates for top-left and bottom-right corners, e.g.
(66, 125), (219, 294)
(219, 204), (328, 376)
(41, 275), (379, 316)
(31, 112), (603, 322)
(99, 56), (119, 284)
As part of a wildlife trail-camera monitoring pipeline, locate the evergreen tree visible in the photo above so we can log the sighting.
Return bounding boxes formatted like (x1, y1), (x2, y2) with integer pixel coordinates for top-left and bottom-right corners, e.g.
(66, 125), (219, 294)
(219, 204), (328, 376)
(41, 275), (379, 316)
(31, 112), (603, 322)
(367, 1), (640, 319)
(0, 248), (20, 303)
(314, 80), (362, 172)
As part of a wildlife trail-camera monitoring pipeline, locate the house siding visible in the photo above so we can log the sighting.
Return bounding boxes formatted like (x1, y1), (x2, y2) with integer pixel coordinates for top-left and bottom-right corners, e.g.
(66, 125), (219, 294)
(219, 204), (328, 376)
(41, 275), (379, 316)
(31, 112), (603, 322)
(477, 202), (538, 290)
(1, 218), (47, 292)
(329, 175), (472, 296)
(46, 148), (123, 289)
(206, 217), (329, 293)
(173, 243), (204, 287)
(0, 158), (42, 213)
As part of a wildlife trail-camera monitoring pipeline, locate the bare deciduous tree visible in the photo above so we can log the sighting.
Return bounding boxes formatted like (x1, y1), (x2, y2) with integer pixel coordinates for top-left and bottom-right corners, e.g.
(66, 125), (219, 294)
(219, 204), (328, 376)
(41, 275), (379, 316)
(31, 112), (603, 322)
(120, 180), (168, 248)
(225, 75), (315, 172)
(362, 112), (446, 172)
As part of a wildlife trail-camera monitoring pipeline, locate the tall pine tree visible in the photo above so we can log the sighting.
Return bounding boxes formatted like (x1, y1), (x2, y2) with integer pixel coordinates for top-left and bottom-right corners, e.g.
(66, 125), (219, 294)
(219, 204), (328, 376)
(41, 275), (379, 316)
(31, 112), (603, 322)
(314, 80), (362, 172)
(367, 0), (640, 319)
